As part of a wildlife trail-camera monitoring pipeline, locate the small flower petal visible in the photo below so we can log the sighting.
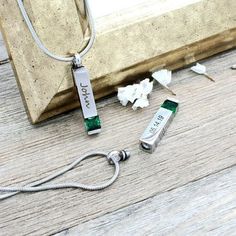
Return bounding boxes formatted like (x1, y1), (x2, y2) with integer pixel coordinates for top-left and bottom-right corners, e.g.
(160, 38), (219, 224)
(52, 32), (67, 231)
(140, 79), (153, 95)
(117, 87), (129, 106)
(152, 69), (172, 86)
(191, 63), (206, 75)
(132, 96), (150, 110)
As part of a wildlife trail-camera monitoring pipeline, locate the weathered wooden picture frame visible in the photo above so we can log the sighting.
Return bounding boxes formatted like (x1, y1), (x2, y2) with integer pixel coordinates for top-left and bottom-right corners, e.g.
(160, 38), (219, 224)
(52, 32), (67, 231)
(0, 0), (236, 123)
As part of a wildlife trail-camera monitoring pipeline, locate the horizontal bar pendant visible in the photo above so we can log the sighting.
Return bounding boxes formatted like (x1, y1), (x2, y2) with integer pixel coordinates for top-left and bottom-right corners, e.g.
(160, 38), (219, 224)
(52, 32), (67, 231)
(139, 98), (179, 153)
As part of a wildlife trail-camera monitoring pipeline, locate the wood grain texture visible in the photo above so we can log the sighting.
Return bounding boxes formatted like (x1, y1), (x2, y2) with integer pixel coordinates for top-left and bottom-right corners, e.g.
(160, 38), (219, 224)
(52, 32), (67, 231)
(56, 167), (236, 236)
(0, 0), (86, 122)
(0, 33), (8, 61)
(0, 36), (236, 235)
(0, 0), (236, 123)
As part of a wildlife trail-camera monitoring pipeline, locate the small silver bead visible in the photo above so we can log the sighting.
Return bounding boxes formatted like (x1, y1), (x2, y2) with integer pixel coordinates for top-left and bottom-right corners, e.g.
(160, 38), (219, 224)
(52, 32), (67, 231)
(120, 150), (131, 161)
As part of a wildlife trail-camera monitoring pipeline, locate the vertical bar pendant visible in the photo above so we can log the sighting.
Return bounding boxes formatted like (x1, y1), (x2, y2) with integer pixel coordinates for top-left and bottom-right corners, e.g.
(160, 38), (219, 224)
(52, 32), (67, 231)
(72, 66), (101, 135)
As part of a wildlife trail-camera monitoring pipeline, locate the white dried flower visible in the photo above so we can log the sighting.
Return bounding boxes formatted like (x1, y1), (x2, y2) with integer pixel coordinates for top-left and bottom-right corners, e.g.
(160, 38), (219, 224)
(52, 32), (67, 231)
(132, 95), (150, 111)
(117, 79), (153, 109)
(191, 63), (206, 75)
(191, 63), (215, 82)
(140, 79), (153, 95)
(152, 69), (176, 95)
(117, 87), (129, 106)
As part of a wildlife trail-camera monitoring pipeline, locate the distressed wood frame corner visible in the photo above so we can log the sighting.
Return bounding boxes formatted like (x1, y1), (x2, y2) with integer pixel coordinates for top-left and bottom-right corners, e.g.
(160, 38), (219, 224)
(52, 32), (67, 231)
(0, 0), (236, 123)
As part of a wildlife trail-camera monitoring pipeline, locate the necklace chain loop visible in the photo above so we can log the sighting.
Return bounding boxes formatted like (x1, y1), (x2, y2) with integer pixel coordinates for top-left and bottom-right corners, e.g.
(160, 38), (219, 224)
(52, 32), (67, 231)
(17, 0), (96, 63)
(0, 150), (130, 200)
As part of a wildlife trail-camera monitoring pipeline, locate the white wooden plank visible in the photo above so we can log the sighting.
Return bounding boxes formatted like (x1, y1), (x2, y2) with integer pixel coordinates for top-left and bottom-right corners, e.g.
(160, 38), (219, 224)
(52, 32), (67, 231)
(56, 166), (236, 236)
(93, 0), (201, 30)
(0, 49), (236, 235)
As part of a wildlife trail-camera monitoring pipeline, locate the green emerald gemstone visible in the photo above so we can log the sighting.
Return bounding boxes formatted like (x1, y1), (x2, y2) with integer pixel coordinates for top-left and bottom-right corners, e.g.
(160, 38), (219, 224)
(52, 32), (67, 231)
(84, 116), (101, 134)
(161, 99), (179, 114)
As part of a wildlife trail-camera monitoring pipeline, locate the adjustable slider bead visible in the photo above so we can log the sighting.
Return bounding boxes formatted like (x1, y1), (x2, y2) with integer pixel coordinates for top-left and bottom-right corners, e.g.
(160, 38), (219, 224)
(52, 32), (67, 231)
(107, 150), (131, 165)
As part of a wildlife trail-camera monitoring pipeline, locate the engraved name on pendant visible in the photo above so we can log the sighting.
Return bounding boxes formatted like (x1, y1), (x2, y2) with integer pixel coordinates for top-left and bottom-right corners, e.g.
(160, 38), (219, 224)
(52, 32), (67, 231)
(73, 66), (98, 119)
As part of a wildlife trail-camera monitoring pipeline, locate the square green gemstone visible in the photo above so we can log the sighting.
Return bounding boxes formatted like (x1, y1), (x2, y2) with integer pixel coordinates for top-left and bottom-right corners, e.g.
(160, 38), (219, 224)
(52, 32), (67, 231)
(161, 99), (179, 114)
(84, 116), (101, 134)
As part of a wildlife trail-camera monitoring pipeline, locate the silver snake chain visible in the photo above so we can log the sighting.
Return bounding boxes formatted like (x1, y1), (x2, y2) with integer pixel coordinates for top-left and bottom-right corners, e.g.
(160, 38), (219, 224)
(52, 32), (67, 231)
(0, 1), (130, 200)
(16, 0), (96, 62)
(0, 150), (130, 200)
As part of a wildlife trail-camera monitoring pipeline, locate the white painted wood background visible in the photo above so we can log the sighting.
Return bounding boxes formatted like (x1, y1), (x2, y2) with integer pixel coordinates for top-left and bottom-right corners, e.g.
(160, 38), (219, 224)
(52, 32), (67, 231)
(90, 0), (200, 19)
(0, 32), (236, 236)
(92, 0), (202, 31)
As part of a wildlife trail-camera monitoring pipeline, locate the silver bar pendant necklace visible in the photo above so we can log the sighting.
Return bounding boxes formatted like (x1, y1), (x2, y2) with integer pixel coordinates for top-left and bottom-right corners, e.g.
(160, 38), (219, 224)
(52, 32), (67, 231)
(72, 55), (101, 135)
(16, 0), (101, 135)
